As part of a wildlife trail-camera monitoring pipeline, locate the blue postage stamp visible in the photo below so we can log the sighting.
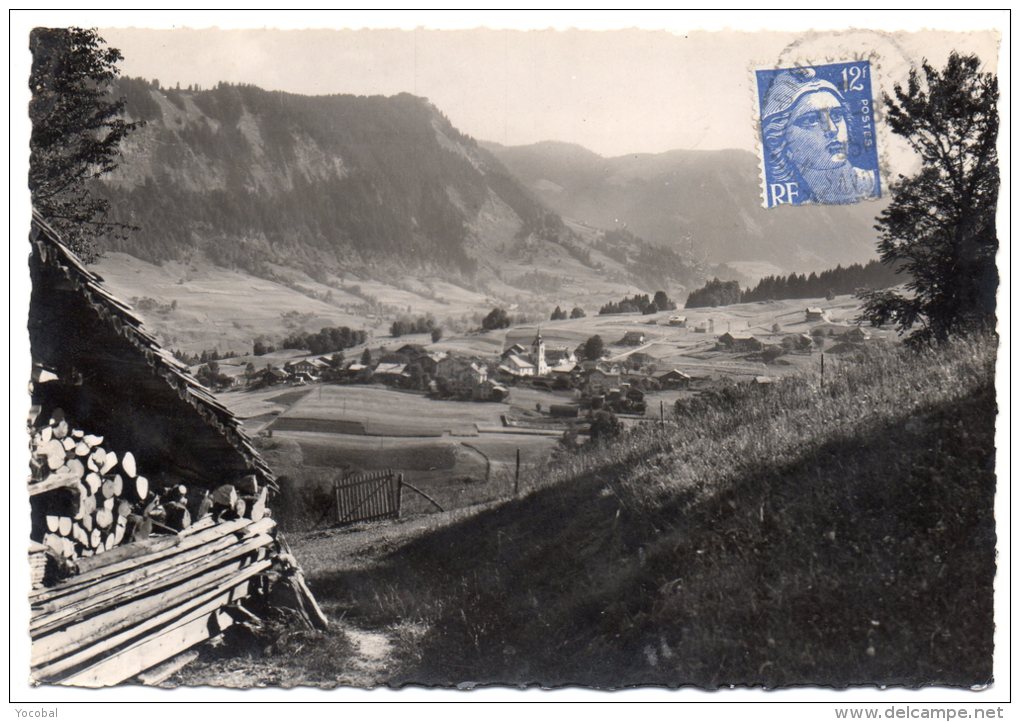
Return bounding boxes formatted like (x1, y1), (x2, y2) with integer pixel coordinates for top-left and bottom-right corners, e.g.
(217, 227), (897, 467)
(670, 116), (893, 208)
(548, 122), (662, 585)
(756, 61), (881, 208)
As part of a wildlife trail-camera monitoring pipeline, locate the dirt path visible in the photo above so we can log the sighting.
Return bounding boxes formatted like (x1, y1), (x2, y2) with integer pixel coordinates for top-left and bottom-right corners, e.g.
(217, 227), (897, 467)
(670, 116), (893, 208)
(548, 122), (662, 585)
(165, 507), (494, 688)
(331, 622), (395, 687)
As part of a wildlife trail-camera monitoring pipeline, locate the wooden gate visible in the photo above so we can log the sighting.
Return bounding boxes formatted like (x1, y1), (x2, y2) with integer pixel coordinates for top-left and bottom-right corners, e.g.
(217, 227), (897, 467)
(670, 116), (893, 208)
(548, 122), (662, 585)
(333, 469), (401, 525)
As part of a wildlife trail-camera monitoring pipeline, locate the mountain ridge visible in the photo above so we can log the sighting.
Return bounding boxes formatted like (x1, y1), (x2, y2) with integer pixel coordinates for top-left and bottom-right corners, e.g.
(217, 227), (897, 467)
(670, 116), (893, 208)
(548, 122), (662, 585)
(100, 78), (704, 295)
(482, 139), (887, 274)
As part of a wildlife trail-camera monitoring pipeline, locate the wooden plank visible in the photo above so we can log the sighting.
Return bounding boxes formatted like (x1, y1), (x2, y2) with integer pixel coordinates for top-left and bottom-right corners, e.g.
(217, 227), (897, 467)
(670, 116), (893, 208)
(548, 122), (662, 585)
(70, 515), (220, 575)
(31, 552), (269, 667)
(32, 519), (274, 617)
(58, 604), (238, 688)
(31, 530), (275, 634)
(31, 557), (270, 680)
(31, 517), (248, 602)
(133, 649), (200, 687)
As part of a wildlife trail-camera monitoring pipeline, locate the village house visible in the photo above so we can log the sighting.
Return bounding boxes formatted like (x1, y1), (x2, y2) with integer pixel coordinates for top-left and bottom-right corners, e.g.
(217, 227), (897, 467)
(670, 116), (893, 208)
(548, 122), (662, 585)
(373, 362), (409, 385)
(498, 354), (536, 378)
(472, 379), (510, 402)
(620, 331), (646, 346)
(284, 358), (323, 378)
(668, 315), (688, 327)
(423, 350), (447, 376)
(805, 307), (831, 322)
(435, 355), (490, 396)
(341, 361), (373, 382)
(391, 344), (445, 377)
(252, 366), (291, 388)
(655, 368), (693, 389)
(545, 346), (577, 373)
(844, 327), (871, 343)
(717, 332), (764, 353)
(585, 367), (622, 396)
(500, 344), (528, 361)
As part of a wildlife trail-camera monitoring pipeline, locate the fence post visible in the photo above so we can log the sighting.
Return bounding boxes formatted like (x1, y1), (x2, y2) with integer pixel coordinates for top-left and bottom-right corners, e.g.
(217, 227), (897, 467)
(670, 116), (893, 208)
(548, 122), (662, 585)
(397, 473), (404, 518)
(660, 400), (664, 430)
(334, 479), (341, 524)
(821, 352), (825, 390)
(514, 448), (520, 497)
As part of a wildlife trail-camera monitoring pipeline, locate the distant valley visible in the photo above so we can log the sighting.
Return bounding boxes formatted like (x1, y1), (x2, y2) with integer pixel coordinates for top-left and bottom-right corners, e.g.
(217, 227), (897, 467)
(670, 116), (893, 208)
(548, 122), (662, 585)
(483, 140), (887, 273)
(96, 79), (887, 354)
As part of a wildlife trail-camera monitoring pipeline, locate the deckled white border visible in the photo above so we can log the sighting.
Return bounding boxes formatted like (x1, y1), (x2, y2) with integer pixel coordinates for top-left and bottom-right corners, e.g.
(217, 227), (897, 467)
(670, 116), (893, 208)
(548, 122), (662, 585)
(7, 9), (1010, 716)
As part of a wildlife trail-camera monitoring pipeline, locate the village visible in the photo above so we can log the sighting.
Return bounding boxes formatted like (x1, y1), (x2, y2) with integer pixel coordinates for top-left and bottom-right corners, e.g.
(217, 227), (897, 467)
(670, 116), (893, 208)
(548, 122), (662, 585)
(209, 299), (878, 428)
(150, 293), (884, 528)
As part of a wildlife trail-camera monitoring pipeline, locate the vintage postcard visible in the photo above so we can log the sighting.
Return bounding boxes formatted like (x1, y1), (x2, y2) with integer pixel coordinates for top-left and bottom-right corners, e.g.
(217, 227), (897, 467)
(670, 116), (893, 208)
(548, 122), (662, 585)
(9, 9), (1008, 715)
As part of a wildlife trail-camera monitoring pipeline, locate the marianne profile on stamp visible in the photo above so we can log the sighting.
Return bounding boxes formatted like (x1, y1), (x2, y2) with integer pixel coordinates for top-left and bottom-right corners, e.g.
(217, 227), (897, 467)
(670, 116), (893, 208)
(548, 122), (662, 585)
(758, 64), (881, 207)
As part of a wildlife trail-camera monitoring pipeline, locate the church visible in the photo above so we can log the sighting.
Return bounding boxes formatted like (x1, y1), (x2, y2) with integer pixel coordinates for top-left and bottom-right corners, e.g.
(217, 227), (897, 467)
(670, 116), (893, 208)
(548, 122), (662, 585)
(498, 329), (575, 378)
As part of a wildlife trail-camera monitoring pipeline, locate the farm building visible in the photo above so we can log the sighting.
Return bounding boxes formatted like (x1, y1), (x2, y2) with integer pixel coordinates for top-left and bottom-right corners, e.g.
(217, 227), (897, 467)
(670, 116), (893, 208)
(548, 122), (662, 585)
(806, 307), (831, 322)
(435, 356), (489, 396)
(25, 213), (323, 687)
(844, 327), (871, 342)
(249, 366), (291, 388)
(545, 346), (577, 371)
(373, 362), (410, 385)
(500, 343), (528, 360)
(717, 332), (764, 353)
(620, 331), (646, 346)
(585, 368), (622, 395)
(498, 354), (537, 378)
(472, 380), (509, 402)
(339, 361), (373, 382)
(668, 315), (688, 327)
(284, 358), (323, 377)
(655, 369), (693, 389)
(395, 343), (428, 359)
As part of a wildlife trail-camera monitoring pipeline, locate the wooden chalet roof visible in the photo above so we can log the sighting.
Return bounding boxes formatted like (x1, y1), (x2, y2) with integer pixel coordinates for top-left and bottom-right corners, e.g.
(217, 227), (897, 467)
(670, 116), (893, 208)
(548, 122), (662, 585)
(28, 212), (275, 489)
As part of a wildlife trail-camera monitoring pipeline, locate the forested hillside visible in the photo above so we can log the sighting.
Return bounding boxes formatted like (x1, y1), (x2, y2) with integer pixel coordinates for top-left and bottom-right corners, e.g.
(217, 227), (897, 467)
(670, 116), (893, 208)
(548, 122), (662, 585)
(100, 78), (702, 291)
(685, 260), (903, 308)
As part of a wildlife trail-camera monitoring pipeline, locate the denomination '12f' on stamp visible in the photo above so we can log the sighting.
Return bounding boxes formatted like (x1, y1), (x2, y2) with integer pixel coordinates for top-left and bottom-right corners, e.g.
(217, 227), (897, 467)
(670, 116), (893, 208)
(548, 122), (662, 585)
(756, 61), (881, 208)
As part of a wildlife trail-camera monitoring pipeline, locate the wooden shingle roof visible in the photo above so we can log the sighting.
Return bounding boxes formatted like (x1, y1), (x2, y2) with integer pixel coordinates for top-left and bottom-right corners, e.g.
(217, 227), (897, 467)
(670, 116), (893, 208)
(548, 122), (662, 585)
(29, 211), (275, 489)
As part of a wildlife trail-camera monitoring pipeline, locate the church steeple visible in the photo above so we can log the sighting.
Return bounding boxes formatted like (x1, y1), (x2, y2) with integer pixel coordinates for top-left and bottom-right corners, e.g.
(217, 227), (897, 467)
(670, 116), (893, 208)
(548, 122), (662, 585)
(531, 327), (547, 376)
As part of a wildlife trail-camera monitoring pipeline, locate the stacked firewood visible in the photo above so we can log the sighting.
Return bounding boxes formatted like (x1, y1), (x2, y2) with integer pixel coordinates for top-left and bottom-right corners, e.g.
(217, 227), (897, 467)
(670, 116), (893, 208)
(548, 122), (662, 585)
(29, 515), (280, 687)
(28, 408), (271, 574)
(29, 543), (52, 589)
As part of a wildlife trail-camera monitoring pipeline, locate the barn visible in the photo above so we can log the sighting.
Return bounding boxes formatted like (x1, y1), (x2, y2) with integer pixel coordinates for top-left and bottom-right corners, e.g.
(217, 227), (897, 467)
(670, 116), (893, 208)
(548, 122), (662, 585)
(26, 212), (323, 687)
(655, 369), (693, 389)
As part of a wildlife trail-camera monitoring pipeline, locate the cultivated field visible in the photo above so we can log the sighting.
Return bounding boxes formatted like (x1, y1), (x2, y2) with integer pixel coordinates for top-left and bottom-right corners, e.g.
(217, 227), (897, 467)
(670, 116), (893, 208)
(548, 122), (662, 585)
(207, 292), (892, 525)
(213, 383), (564, 520)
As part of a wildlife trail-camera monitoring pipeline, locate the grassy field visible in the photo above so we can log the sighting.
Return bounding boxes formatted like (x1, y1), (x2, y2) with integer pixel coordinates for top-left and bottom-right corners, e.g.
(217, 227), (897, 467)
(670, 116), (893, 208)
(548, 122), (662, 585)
(275, 331), (997, 688)
(234, 383), (562, 526)
(94, 252), (380, 354)
(278, 385), (505, 435)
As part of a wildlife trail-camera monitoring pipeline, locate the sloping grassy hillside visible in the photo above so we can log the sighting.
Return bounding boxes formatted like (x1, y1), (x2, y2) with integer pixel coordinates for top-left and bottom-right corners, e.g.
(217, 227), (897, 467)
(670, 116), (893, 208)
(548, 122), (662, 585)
(309, 333), (997, 688)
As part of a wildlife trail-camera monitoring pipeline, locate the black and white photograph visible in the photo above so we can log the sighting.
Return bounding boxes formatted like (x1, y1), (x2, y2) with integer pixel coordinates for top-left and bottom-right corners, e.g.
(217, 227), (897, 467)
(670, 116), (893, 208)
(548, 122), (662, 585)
(8, 9), (1010, 716)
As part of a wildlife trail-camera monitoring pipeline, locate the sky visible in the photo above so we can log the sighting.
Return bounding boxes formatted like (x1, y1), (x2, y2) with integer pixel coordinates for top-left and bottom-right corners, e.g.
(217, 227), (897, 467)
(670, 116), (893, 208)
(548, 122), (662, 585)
(97, 25), (1000, 157)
